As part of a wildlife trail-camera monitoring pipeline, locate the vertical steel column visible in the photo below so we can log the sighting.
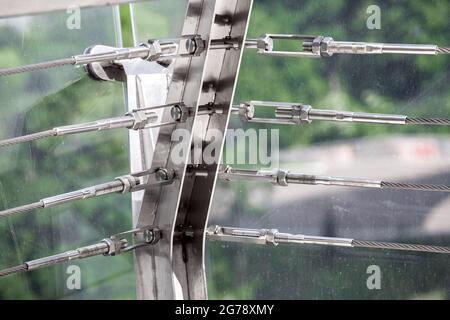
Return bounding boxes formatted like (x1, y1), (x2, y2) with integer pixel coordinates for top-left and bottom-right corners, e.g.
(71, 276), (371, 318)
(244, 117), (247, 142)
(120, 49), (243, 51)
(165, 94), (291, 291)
(173, 0), (253, 299)
(130, 0), (253, 300)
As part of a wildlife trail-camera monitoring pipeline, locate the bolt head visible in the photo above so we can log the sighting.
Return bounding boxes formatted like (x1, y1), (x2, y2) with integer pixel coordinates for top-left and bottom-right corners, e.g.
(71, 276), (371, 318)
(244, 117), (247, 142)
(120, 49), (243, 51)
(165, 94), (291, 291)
(155, 168), (169, 181)
(171, 105), (183, 121)
(143, 230), (154, 244)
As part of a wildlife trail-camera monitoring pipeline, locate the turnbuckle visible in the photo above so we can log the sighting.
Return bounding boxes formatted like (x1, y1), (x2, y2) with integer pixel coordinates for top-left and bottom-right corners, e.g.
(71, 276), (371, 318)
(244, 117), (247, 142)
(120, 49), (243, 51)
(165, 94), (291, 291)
(231, 101), (407, 125)
(245, 34), (441, 58)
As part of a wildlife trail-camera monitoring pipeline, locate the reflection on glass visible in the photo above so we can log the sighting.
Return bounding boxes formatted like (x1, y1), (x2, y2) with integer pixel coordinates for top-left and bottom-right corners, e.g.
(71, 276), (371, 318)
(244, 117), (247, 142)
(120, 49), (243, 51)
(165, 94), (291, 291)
(207, 0), (450, 299)
(0, 7), (134, 299)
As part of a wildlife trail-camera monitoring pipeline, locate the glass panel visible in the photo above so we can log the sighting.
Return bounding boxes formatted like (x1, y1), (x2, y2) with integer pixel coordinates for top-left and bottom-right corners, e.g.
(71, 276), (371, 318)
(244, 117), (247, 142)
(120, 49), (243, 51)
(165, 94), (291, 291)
(207, 0), (450, 299)
(131, 0), (188, 44)
(0, 7), (135, 299)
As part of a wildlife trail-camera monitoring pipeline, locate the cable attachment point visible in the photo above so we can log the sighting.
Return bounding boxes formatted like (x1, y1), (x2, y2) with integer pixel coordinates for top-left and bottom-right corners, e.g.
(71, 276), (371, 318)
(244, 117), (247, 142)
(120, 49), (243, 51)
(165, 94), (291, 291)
(85, 35), (205, 80)
(264, 229), (279, 246)
(207, 225), (450, 255)
(112, 225), (162, 252)
(0, 226), (161, 277)
(114, 174), (139, 194)
(0, 168), (174, 219)
(170, 103), (189, 122)
(273, 168), (289, 186)
(143, 35), (206, 61)
(245, 34), (320, 58)
(231, 101), (313, 125)
(231, 100), (408, 125)
(209, 36), (241, 50)
(245, 34), (442, 58)
(143, 228), (160, 245)
(101, 237), (127, 256)
(155, 168), (175, 183)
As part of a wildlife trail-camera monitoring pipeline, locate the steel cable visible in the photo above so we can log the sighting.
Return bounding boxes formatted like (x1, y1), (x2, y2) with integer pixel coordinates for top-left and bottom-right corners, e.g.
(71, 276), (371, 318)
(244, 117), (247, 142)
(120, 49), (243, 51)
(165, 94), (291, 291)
(0, 57), (75, 77)
(0, 264), (28, 277)
(406, 117), (450, 126)
(208, 225), (450, 255)
(437, 47), (450, 54)
(381, 181), (450, 192)
(352, 240), (450, 254)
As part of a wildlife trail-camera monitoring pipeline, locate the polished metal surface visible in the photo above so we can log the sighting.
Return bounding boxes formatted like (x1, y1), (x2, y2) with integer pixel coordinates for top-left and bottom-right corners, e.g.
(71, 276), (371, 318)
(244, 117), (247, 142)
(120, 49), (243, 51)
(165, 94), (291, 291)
(314, 39), (438, 56)
(306, 109), (406, 124)
(131, 0), (219, 300)
(172, 0), (253, 300)
(206, 225), (354, 247)
(233, 100), (408, 125)
(244, 34), (446, 58)
(245, 34), (319, 57)
(129, 0), (253, 300)
(232, 100), (450, 127)
(220, 166), (382, 189)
